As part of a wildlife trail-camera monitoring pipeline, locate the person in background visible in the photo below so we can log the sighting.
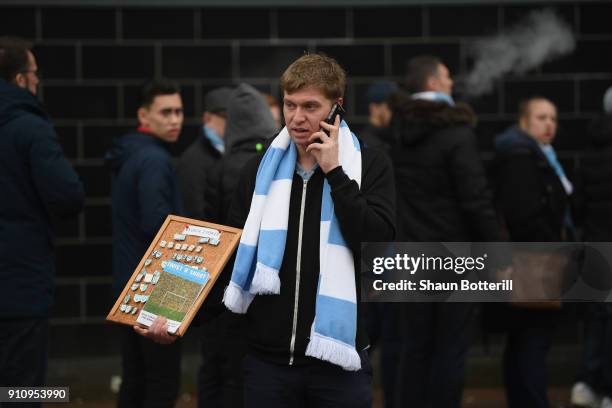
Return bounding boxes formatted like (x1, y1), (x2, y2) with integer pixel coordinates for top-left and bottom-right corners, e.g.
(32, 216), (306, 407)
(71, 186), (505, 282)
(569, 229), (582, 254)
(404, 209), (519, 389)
(359, 80), (397, 153)
(177, 87), (232, 220)
(494, 96), (573, 408)
(197, 83), (277, 408)
(392, 55), (500, 408)
(0, 36), (84, 399)
(106, 80), (184, 408)
(571, 86), (612, 408)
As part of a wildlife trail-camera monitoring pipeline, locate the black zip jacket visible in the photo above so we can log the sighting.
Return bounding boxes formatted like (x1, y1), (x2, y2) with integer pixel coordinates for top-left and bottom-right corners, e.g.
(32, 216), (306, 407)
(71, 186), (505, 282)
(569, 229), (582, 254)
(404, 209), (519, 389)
(220, 142), (395, 366)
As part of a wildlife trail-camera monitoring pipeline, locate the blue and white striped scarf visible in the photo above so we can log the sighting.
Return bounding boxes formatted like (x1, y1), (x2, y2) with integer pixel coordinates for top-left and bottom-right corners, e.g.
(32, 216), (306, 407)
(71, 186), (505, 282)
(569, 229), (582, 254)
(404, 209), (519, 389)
(223, 120), (362, 371)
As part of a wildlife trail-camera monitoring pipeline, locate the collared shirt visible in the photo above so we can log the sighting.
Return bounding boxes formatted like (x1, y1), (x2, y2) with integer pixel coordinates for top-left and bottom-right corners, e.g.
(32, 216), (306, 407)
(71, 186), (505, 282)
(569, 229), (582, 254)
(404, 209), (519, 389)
(296, 162), (319, 182)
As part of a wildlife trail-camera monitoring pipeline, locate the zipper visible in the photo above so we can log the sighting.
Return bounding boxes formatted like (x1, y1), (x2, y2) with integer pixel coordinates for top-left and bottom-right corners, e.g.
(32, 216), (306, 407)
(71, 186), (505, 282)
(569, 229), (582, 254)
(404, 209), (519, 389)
(289, 178), (308, 365)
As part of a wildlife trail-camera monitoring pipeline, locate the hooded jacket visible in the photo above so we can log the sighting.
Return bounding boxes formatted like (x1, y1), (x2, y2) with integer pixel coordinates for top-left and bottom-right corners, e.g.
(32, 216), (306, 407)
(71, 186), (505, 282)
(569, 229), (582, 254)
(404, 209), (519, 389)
(388, 96), (499, 242)
(494, 126), (569, 241)
(204, 83), (276, 224)
(0, 79), (84, 318)
(106, 130), (183, 295)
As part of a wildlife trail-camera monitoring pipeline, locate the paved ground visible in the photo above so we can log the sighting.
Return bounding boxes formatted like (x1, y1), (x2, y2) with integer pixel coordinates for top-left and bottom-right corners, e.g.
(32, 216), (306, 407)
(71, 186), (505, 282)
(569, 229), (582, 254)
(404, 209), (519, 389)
(46, 387), (573, 408)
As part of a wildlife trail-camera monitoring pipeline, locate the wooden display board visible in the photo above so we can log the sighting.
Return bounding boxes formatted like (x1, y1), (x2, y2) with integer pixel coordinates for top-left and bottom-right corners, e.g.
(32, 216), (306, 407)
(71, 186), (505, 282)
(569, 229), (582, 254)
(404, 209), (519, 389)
(106, 215), (242, 337)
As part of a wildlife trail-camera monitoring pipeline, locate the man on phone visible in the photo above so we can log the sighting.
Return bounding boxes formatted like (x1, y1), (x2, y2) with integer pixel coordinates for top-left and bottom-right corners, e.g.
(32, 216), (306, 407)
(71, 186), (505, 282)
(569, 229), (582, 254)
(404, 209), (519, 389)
(220, 53), (396, 407)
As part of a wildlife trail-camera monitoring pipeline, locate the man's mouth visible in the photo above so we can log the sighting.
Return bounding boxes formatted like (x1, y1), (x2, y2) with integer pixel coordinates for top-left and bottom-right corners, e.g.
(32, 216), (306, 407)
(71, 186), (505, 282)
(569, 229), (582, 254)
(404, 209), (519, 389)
(291, 128), (310, 137)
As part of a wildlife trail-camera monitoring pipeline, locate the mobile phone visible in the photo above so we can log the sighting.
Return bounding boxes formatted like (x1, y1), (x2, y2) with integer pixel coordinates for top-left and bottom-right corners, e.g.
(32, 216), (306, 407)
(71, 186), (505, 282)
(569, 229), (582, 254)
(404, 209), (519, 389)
(323, 103), (346, 136)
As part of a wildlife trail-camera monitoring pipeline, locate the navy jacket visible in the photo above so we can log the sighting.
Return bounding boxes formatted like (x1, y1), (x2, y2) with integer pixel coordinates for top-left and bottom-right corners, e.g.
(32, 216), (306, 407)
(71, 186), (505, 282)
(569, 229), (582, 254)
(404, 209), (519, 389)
(0, 79), (84, 318)
(106, 131), (183, 296)
(494, 126), (570, 241)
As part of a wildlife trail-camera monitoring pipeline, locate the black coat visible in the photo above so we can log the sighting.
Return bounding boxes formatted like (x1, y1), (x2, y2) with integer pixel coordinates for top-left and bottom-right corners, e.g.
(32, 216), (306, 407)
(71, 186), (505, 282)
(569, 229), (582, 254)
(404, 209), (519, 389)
(578, 115), (612, 241)
(494, 126), (570, 242)
(389, 98), (499, 242)
(204, 139), (266, 225)
(214, 142), (396, 366)
(176, 130), (222, 220)
(0, 79), (84, 317)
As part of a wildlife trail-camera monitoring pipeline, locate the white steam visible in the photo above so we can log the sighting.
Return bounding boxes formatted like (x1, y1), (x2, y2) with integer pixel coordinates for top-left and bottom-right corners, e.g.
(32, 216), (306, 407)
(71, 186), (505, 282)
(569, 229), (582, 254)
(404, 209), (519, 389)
(462, 9), (576, 97)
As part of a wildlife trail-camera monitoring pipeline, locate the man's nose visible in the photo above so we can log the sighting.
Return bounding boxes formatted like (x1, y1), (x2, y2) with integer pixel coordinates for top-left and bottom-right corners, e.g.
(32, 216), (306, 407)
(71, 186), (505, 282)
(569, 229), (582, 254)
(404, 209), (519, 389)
(293, 107), (306, 122)
(170, 113), (181, 124)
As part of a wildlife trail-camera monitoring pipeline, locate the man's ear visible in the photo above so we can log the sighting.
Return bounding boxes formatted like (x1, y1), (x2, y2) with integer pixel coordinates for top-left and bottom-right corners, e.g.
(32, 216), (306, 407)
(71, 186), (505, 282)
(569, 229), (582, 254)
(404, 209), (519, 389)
(426, 76), (438, 92)
(13, 73), (26, 89)
(337, 97), (344, 107)
(137, 107), (148, 127)
(202, 111), (211, 124)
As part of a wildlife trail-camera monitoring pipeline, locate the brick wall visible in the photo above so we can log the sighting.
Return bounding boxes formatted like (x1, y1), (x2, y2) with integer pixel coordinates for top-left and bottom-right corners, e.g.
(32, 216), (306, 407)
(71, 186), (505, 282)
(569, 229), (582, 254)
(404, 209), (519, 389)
(1, 3), (611, 355)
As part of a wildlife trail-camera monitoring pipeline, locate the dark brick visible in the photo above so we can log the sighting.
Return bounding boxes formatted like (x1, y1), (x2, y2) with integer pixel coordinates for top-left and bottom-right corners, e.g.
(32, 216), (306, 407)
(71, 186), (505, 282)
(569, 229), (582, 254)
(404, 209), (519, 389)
(122, 8), (194, 39)
(466, 90), (501, 116)
(391, 43), (461, 76)
(41, 7), (115, 39)
(0, 7), (36, 38)
(83, 125), (131, 159)
(429, 5), (499, 37)
(342, 82), (356, 116)
(124, 84), (195, 119)
(555, 117), (591, 151)
(55, 125), (78, 159)
(240, 46), (305, 78)
(353, 82), (378, 117)
(85, 204), (112, 237)
(85, 283), (113, 318)
(56, 243), (112, 277)
(75, 165), (111, 198)
(201, 8), (270, 39)
(82, 46), (154, 79)
(277, 8), (346, 38)
(43, 85), (117, 119)
(33, 45), (76, 80)
(353, 7), (422, 38)
(579, 79), (612, 114)
(316, 45), (385, 77)
(580, 3), (612, 35)
(49, 324), (120, 357)
(52, 284), (80, 318)
(503, 79), (574, 114)
(52, 216), (79, 239)
(162, 46), (231, 79)
(541, 39), (612, 74)
(502, 5), (576, 31)
(475, 119), (514, 151)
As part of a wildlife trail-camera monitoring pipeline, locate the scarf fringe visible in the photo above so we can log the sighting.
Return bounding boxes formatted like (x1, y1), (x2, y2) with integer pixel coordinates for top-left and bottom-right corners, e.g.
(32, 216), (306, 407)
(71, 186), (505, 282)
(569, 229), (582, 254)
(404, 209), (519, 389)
(305, 333), (361, 371)
(223, 282), (251, 314)
(249, 262), (281, 295)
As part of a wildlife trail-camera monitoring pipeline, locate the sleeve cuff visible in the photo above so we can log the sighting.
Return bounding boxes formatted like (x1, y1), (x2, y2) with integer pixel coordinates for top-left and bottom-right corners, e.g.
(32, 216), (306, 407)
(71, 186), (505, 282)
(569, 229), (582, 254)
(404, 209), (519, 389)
(325, 165), (349, 189)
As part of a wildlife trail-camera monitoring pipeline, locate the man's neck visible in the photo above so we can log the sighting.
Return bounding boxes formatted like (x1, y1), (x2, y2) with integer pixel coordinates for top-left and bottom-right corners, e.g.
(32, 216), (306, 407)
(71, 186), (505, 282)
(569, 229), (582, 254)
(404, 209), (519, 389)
(296, 144), (317, 172)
